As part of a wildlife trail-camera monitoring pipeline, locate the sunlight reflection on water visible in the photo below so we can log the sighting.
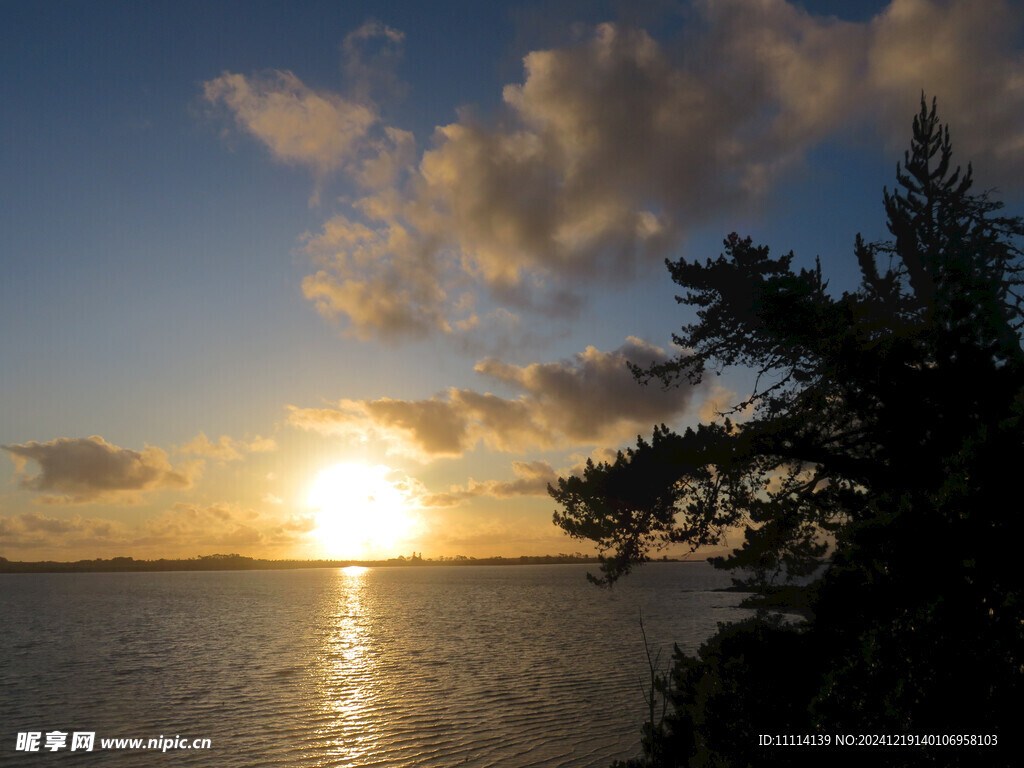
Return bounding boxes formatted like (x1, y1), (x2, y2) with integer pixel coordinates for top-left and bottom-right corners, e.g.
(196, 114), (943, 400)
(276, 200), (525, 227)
(317, 566), (375, 767)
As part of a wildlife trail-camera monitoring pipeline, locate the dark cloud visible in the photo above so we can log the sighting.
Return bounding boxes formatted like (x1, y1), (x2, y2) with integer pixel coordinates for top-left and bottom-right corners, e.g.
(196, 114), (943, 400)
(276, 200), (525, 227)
(3, 436), (195, 504)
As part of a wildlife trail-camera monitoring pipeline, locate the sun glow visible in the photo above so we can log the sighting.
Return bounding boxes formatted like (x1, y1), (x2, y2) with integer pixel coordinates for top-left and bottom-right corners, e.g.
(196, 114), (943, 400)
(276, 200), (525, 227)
(307, 463), (415, 558)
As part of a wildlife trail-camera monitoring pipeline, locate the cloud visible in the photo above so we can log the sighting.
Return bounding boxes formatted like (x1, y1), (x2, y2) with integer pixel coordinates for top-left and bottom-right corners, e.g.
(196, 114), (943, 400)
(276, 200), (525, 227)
(246, 435), (278, 452)
(422, 460), (559, 508)
(179, 432), (278, 462)
(204, 69), (378, 201)
(197, 4), (1024, 341)
(423, 446), (649, 509)
(3, 436), (195, 504)
(425, 24), (738, 280)
(701, 0), (1024, 186)
(288, 337), (699, 459)
(298, 23), (717, 338)
(287, 396), (475, 458)
(287, 1), (1024, 341)
(342, 20), (407, 104)
(356, 127), (417, 190)
(300, 212), (457, 340)
(866, 0), (1024, 176)
(138, 502), (265, 548)
(173, 503), (316, 547)
(0, 504), (315, 553)
(0, 511), (132, 549)
(472, 336), (691, 443)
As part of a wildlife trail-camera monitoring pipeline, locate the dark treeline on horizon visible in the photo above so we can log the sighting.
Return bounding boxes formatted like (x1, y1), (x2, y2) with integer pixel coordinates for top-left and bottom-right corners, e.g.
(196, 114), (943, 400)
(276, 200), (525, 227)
(0, 551), (673, 574)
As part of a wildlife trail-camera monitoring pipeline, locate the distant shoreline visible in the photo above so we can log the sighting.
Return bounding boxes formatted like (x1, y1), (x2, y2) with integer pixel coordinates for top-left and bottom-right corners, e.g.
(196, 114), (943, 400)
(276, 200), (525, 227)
(0, 553), (693, 574)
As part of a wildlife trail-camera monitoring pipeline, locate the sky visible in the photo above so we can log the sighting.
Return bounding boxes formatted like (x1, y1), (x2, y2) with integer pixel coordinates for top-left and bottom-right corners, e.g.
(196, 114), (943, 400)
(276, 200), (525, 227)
(3, 0), (1024, 561)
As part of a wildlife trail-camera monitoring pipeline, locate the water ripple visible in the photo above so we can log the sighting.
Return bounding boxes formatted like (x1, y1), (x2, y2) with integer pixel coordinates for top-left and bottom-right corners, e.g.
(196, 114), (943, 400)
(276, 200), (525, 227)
(0, 563), (748, 767)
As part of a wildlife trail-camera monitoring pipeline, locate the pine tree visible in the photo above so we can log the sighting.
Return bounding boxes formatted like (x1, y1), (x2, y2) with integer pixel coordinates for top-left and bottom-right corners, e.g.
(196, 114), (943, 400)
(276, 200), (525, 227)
(552, 99), (1024, 766)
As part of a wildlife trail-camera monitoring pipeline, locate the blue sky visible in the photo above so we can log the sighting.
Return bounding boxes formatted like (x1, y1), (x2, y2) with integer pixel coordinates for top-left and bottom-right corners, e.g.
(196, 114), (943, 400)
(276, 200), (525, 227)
(3, 0), (1022, 560)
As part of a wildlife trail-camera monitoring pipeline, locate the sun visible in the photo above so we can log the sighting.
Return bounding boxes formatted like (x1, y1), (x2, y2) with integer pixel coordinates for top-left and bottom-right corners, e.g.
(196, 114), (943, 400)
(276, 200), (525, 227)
(307, 463), (415, 559)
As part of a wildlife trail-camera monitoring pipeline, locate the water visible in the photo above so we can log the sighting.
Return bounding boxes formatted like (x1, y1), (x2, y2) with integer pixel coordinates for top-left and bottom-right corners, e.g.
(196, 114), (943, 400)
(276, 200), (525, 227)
(0, 563), (750, 767)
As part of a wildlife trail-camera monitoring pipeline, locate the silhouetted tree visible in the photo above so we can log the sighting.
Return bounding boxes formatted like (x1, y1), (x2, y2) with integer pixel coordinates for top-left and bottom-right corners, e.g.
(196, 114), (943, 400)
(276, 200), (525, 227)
(553, 99), (1024, 766)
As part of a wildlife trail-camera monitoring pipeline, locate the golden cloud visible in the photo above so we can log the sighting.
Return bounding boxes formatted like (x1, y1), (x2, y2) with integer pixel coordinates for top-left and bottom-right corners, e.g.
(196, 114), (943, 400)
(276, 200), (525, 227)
(288, 338), (700, 459)
(290, 2), (1024, 341)
(421, 460), (559, 508)
(179, 432), (278, 461)
(0, 504), (315, 553)
(204, 69), (377, 202)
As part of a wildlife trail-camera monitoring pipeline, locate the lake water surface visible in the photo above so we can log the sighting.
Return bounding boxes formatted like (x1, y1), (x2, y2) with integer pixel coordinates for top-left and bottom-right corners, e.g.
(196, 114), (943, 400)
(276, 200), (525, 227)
(1, 562), (751, 767)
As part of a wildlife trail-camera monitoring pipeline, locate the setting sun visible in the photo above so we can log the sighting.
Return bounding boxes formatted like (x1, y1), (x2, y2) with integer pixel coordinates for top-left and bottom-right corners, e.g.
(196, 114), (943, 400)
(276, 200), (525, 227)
(307, 463), (415, 558)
